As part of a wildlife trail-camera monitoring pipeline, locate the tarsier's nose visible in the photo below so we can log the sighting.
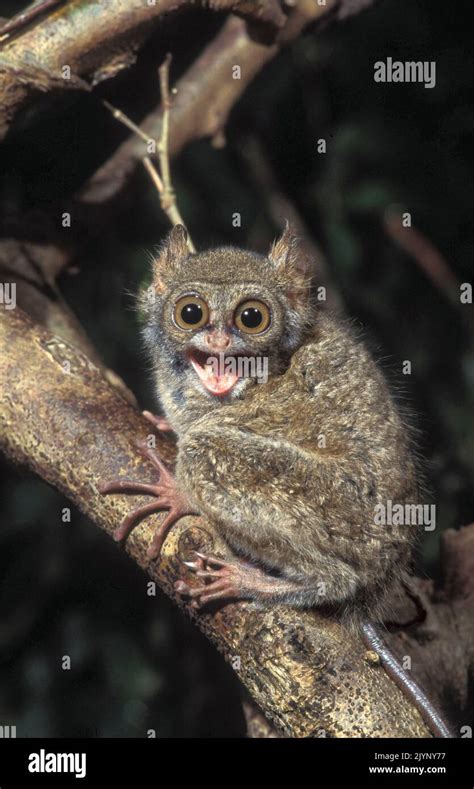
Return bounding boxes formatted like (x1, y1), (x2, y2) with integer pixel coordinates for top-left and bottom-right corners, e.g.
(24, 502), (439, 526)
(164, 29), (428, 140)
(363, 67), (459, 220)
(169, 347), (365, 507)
(204, 331), (231, 352)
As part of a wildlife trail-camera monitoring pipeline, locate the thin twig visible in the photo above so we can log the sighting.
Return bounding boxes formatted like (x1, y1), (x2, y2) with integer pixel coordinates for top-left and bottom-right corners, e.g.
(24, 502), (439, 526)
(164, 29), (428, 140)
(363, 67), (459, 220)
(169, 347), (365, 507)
(142, 156), (194, 247)
(142, 155), (164, 194)
(102, 55), (195, 252)
(79, 4), (332, 206)
(150, 54), (196, 250)
(384, 208), (474, 340)
(101, 100), (154, 148)
(157, 54), (174, 213)
(384, 209), (459, 298)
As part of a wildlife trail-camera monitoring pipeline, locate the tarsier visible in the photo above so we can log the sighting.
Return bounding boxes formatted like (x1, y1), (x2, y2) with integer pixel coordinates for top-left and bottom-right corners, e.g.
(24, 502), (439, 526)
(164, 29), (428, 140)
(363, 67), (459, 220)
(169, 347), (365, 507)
(101, 224), (452, 738)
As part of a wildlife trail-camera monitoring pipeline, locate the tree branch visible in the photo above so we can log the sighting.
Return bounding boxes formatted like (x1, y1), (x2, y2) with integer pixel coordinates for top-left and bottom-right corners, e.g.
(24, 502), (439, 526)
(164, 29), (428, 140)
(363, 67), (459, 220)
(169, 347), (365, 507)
(140, 53), (195, 248)
(78, 0), (351, 205)
(0, 237), (137, 405)
(0, 0), (63, 41)
(78, 15), (279, 205)
(0, 0), (285, 141)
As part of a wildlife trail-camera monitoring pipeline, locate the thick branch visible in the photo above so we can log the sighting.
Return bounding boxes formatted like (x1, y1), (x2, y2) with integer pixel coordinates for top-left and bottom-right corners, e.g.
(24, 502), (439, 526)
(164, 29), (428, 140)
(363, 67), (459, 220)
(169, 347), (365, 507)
(0, 306), (433, 737)
(0, 0), (285, 141)
(0, 238), (137, 404)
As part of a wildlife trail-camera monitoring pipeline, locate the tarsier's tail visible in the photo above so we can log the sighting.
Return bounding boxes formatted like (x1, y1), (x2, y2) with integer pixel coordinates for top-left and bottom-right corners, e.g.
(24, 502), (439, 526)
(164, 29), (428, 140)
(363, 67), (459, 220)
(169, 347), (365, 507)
(360, 621), (454, 739)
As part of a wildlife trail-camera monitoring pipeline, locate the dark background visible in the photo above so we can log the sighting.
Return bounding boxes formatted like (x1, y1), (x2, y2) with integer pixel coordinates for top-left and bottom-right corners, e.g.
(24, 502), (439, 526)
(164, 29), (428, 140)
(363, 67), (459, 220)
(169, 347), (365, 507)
(0, 0), (473, 736)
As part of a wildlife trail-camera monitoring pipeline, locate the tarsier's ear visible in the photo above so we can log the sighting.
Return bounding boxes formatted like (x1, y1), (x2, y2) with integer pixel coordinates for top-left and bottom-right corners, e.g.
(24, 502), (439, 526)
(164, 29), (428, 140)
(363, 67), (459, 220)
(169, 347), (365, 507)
(268, 221), (313, 306)
(153, 224), (190, 293)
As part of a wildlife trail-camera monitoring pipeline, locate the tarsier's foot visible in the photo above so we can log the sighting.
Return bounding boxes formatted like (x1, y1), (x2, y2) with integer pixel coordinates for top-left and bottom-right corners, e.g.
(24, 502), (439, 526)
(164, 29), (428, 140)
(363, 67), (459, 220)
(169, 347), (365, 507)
(99, 443), (197, 559)
(142, 410), (172, 433)
(175, 552), (278, 608)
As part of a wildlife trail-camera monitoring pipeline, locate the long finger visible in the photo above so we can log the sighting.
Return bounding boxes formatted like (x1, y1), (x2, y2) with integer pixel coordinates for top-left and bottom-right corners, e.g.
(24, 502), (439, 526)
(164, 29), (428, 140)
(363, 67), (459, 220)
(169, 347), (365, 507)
(147, 509), (182, 559)
(198, 586), (239, 606)
(115, 500), (165, 542)
(99, 480), (162, 496)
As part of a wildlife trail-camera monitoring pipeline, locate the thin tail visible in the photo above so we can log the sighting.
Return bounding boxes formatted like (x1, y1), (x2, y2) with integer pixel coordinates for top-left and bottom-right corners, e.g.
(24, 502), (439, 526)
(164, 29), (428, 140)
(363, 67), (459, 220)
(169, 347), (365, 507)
(361, 621), (454, 738)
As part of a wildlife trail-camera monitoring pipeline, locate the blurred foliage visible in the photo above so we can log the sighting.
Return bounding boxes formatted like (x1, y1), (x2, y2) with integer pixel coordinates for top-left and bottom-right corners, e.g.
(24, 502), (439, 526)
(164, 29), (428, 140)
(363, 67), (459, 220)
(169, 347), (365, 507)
(0, 0), (473, 736)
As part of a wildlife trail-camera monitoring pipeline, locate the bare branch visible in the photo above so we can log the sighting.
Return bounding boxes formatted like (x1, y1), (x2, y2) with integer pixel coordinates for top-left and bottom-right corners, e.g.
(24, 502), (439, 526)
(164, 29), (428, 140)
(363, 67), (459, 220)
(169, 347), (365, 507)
(145, 55), (195, 248)
(384, 208), (460, 301)
(104, 55), (196, 249)
(142, 157), (194, 250)
(101, 99), (152, 147)
(156, 55), (174, 216)
(79, 16), (278, 204)
(142, 156), (164, 196)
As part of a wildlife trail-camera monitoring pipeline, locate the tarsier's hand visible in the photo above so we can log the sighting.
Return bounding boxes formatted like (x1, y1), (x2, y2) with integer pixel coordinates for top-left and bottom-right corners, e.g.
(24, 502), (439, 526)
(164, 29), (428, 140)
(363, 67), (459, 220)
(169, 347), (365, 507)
(99, 442), (197, 560)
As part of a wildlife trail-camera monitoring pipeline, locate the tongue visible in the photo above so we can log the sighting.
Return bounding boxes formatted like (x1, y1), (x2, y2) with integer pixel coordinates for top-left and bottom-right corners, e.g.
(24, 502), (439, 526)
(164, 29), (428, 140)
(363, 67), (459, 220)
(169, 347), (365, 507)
(189, 355), (240, 396)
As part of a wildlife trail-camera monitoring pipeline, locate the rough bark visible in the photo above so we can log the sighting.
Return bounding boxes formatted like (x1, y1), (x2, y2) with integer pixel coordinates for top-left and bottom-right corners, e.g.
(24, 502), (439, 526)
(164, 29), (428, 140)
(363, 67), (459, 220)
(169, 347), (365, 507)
(0, 306), (438, 738)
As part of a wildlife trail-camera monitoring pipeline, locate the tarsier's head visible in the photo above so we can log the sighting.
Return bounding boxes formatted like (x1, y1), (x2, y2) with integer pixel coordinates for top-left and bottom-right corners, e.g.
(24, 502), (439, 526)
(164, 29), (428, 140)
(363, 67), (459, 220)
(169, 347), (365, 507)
(140, 223), (314, 404)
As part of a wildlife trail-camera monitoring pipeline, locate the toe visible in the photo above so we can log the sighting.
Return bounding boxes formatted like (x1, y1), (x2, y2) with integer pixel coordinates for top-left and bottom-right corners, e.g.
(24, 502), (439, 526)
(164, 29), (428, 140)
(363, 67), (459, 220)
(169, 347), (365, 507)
(198, 584), (238, 605)
(195, 570), (222, 579)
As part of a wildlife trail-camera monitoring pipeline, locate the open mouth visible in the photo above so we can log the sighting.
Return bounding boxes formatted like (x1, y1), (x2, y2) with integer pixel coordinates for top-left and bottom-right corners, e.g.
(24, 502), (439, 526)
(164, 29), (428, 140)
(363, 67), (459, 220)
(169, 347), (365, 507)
(187, 349), (242, 396)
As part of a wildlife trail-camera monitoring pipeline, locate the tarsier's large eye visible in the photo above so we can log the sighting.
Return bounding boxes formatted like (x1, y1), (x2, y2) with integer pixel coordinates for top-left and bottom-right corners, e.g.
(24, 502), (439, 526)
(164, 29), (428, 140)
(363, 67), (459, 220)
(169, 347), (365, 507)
(173, 295), (209, 330)
(234, 300), (271, 334)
